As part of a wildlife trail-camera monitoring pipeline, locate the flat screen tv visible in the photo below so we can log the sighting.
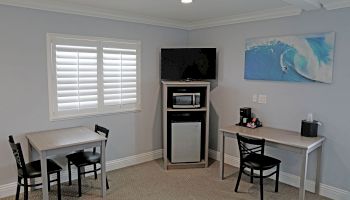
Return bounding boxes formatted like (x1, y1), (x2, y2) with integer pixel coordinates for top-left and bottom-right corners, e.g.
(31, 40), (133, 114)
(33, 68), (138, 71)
(161, 48), (217, 80)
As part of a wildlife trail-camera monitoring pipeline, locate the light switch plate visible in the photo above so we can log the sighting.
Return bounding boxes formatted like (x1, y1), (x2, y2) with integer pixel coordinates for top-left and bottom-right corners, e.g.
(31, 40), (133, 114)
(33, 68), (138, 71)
(258, 95), (267, 104)
(252, 94), (258, 102)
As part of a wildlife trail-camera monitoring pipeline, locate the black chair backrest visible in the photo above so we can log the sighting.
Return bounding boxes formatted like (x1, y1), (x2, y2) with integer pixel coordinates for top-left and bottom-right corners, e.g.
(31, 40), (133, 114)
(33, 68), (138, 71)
(8, 136), (27, 176)
(236, 133), (265, 160)
(93, 125), (110, 153)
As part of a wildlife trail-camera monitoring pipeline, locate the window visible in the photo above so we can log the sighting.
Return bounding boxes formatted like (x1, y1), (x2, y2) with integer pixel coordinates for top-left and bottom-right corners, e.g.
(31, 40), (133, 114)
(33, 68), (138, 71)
(47, 33), (141, 120)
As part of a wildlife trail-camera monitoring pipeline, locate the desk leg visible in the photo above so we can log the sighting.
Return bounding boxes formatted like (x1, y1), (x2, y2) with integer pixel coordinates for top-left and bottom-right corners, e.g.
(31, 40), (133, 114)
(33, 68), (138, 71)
(315, 146), (323, 194)
(219, 131), (225, 180)
(40, 151), (49, 200)
(100, 141), (106, 199)
(299, 150), (308, 200)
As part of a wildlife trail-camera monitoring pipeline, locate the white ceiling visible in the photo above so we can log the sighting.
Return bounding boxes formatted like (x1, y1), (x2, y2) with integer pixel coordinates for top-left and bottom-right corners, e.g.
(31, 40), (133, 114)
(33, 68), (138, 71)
(0, 0), (350, 29)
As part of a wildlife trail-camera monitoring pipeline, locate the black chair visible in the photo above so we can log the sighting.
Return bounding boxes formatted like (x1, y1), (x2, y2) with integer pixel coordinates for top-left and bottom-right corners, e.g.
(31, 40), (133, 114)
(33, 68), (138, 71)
(234, 134), (281, 200)
(66, 124), (110, 197)
(8, 136), (62, 200)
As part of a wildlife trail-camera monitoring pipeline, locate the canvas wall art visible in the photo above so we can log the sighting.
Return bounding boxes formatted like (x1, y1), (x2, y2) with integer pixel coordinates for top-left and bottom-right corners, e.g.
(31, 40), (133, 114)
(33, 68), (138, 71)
(244, 32), (335, 83)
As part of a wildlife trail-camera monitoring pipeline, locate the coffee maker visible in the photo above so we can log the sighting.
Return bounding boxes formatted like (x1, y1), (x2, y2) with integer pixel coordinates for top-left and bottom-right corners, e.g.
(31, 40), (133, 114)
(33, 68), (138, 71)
(239, 107), (251, 126)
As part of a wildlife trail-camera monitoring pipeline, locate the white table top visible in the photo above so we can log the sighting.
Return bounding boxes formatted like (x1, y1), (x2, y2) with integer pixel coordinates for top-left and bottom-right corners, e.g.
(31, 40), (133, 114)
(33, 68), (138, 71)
(26, 126), (106, 151)
(220, 125), (325, 150)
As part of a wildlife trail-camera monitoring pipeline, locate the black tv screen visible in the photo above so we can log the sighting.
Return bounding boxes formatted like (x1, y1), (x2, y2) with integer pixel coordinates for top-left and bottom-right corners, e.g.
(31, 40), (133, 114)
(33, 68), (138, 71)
(161, 48), (216, 80)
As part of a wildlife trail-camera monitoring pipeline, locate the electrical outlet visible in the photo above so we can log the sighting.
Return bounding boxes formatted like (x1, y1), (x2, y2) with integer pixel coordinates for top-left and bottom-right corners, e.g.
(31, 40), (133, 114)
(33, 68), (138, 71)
(252, 94), (258, 102)
(258, 95), (267, 104)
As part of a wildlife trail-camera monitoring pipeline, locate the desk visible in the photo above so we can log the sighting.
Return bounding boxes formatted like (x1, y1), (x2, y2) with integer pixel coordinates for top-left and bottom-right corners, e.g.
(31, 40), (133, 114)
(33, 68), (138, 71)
(219, 125), (325, 200)
(26, 127), (107, 200)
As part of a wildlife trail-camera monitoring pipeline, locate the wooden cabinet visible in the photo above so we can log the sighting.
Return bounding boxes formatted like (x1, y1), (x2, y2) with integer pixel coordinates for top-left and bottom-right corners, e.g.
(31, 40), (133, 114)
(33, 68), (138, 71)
(162, 81), (210, 170)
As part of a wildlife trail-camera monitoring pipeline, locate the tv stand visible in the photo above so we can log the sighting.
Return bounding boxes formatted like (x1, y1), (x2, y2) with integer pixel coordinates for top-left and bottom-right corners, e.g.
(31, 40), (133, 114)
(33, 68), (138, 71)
(161, 81), (210, 170)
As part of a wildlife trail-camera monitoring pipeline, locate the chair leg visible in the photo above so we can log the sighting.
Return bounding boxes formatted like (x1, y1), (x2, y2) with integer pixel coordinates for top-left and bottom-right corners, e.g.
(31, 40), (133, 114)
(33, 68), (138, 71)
(106, 176), (109, 190)
(260, 169), (264, 200)
(24, 178), (28, 200)
(250, 168), (254, 183)
(48, 174), (51, 191)
(16, 177), (21, 200)
(234, 166), (243, 192)
(68, 160), (72, 185)
(78, 167), (82, 197)
(57, 172), (61, 200)
(94, 164), (98, 179)
(275, 164), (280, 192)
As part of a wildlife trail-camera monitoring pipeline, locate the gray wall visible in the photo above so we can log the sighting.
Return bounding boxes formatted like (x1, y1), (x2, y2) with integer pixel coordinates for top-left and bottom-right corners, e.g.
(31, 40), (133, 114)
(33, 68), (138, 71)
(1, 3), (349, 193)
(0, 5), (188, 185)
(189, 8), (350, 191)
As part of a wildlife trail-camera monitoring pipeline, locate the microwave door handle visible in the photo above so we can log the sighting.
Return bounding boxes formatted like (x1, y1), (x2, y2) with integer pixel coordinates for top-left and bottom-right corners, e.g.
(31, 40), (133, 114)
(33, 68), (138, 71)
(193, 94), (195, 106)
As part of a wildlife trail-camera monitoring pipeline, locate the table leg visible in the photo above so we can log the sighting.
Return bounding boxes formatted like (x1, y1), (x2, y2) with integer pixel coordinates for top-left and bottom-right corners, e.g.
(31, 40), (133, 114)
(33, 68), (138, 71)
(100, 141), (106, 199)
(27, 140), (35, 190)
(81, 166), (86, 178)
(219, 131), (225, 180)
(27, 140), (33, 162)
(315, 146), (323, 194)
(299, 150), (308, 200)
(40, 151), (49, 200)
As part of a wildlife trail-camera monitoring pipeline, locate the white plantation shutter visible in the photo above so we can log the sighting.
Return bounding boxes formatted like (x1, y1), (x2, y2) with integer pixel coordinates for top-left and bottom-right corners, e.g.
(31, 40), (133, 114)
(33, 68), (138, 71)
(48, 34), (141, 120)
(55, 44), (98, 112)
(102, 42), (138, 109)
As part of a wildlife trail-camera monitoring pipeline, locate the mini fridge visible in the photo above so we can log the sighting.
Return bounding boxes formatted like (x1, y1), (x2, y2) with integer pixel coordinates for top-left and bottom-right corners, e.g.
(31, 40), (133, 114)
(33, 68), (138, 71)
(170, 121), (201, 163)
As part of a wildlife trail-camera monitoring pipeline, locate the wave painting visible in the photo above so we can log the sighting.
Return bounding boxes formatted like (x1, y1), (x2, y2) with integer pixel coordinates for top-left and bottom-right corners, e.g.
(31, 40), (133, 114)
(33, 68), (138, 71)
(244, 32), (335, 83)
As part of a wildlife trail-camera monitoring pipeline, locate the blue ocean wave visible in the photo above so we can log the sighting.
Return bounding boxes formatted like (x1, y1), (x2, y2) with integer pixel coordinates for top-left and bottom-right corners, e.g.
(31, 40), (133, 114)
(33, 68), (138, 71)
(244, 33), (334, 83)
(245, 41), (313, 82)
(305, 37), (332, 65)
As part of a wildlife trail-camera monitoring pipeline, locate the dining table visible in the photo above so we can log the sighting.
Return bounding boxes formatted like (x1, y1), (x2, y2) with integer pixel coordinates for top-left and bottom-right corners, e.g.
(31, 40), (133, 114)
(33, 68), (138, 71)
(26, 126), (107, 199)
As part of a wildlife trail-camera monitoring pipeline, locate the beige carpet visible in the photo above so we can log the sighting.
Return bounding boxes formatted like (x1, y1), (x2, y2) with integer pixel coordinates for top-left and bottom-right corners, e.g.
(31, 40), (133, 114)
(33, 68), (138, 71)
(2, 160), (329, 200)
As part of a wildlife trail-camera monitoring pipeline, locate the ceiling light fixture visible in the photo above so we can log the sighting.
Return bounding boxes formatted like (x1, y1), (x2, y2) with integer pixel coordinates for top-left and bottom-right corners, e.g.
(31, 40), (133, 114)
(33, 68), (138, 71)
(181, 0), (192, 4)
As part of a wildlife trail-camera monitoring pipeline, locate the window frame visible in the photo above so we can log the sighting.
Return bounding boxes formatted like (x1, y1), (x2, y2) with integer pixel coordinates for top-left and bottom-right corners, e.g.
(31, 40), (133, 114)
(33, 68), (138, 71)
(47, 33), (141, 121)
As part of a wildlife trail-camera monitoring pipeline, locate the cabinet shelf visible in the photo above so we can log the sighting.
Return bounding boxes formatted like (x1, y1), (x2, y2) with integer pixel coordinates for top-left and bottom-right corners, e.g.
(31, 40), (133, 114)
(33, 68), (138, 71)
(167, 107), (207, 112)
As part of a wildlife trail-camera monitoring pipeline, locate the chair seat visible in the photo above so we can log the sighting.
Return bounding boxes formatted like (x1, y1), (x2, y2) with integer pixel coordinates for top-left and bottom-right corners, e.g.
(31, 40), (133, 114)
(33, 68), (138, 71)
(67, 151), (101, 167)
(18, 159), (62, 178)
(243, 154), (281, 170)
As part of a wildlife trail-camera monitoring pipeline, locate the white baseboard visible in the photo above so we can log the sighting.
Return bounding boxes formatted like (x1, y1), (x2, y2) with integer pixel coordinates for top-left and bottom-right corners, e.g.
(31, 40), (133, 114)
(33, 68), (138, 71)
(2, 149), (348, 200)
(0, 182), (18, 199)
(0, 149), (163, 198)
(209, 149), (350, 200)
(106, 149), (163, 172)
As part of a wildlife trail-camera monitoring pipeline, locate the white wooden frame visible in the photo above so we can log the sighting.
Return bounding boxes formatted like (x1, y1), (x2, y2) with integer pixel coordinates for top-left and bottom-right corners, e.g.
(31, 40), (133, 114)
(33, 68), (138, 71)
(47, 33), (141, 121)
(162, 81), (210, 170)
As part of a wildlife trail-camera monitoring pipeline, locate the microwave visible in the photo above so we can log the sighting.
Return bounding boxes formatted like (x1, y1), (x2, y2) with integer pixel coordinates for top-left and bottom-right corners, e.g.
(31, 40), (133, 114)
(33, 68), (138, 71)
(172, 93), (201, 108)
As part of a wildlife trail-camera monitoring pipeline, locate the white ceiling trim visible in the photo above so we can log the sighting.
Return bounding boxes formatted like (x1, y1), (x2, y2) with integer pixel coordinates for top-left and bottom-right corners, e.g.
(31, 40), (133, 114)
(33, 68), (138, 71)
(321, 0), (350, 10)
(0, 0), (349, 30)
(186, 6), (302, 30)
(281, 0), (321, 10)
(0, 0), (187, 29)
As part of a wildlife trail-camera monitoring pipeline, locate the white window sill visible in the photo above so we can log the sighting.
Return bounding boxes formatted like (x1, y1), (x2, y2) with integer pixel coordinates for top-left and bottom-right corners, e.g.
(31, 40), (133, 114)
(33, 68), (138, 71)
(49, 108), (142, 121)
